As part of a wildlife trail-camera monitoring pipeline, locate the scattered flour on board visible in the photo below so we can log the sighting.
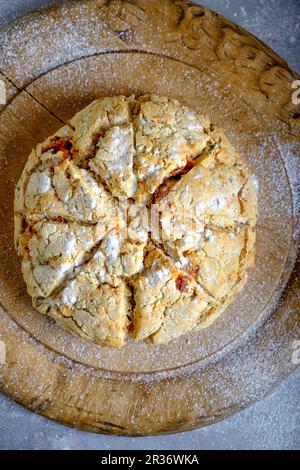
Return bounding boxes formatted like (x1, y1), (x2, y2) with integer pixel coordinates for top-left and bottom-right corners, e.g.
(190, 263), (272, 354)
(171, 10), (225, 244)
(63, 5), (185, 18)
(0, 1), (298, 433)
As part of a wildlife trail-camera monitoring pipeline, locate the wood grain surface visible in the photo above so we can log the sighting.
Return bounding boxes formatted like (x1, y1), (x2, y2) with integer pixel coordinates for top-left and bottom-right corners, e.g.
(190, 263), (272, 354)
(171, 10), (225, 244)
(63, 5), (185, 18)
(0, 0), (299, 435)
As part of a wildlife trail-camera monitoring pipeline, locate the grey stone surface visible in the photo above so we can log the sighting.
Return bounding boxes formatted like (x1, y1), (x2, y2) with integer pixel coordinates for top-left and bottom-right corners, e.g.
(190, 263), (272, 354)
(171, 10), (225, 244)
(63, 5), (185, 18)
(0, 0), (299, 450)
(0, 369), (299, 450)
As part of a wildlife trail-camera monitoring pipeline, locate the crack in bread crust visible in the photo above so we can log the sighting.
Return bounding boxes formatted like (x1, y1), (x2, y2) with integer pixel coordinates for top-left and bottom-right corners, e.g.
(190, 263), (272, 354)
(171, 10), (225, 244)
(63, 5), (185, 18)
(14, 94), (257, 348)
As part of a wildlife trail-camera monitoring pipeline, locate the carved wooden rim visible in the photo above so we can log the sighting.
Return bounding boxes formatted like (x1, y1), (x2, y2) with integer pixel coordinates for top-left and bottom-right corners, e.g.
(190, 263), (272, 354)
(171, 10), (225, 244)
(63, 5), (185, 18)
(0, 0), (299, 435)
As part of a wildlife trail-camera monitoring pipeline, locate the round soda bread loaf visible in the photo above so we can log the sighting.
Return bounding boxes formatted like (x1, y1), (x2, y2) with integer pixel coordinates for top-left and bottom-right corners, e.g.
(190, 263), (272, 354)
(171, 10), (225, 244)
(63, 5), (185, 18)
(14, 95), (257, 348)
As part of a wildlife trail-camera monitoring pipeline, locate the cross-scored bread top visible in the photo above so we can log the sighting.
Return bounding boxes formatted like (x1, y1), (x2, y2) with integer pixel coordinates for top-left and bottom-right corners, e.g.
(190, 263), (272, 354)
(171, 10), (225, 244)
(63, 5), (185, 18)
(14, 94), (257, 348)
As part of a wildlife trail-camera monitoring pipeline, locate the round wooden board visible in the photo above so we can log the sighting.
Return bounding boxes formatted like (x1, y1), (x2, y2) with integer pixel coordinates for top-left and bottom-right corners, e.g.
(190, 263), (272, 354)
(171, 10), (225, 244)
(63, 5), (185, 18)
(0, 0), (299, 436)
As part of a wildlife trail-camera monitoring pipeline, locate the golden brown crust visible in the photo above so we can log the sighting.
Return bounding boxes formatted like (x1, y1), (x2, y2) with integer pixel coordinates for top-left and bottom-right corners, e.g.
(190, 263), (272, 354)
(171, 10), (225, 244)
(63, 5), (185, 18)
(14, 94), (257, 348)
